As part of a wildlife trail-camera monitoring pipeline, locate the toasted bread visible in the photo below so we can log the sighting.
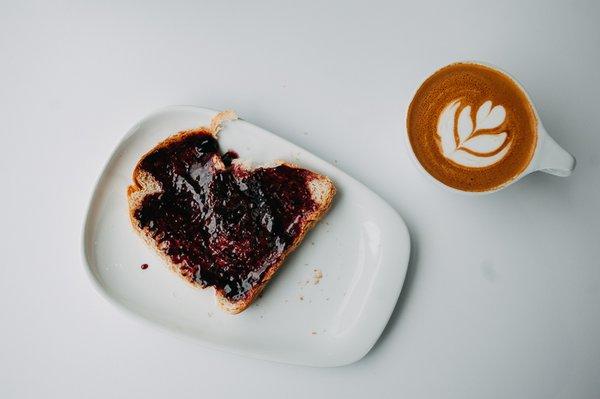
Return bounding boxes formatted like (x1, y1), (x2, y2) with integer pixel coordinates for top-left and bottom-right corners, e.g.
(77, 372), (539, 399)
(127, 111), (335, 314)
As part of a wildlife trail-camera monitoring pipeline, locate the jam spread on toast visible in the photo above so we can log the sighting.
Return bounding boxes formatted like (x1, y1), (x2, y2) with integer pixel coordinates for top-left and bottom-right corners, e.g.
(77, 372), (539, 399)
(133, 132), (318, 300)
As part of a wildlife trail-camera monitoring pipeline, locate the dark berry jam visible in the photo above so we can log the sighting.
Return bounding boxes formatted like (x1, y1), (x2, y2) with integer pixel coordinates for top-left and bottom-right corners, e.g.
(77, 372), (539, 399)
(133, 132), (318, 300)
(140, 263), (149, 270)
(221, 150), (238, 166)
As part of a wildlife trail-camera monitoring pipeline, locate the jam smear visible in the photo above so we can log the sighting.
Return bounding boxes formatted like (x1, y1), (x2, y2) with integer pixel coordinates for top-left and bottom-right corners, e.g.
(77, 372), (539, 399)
(134, 132), (318, 300)
(221, 150), (238, 166)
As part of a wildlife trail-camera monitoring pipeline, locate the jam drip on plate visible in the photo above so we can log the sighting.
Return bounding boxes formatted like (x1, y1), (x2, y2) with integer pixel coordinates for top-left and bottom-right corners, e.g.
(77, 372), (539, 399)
(134, 132), (317, 300)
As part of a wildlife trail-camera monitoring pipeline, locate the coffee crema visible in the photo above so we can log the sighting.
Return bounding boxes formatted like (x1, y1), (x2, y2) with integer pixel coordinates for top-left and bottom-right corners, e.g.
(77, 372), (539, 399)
(407, 63), (538, 192)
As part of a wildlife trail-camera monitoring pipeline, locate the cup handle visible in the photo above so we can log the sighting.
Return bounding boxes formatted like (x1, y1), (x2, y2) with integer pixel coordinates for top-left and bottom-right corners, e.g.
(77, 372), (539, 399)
(536, 128), (576, 177)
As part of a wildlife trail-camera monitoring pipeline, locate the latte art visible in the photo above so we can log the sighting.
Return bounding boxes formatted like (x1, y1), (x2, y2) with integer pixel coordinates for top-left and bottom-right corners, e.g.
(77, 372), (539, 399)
(407, 62), (537, 192)
(437, 100), (510, 168)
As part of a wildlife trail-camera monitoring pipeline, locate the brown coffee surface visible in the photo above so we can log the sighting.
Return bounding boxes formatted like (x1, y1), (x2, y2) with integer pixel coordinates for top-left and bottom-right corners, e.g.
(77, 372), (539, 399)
(407, 63), (537, 192)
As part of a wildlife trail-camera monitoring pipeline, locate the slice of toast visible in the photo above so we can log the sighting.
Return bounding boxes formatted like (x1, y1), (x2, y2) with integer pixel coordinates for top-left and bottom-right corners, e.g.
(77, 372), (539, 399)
(127, 111), (335, 314)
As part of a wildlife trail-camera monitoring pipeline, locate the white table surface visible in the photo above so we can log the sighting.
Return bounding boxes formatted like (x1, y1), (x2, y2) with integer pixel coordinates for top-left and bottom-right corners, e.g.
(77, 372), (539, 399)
(1, 1), (599, 398)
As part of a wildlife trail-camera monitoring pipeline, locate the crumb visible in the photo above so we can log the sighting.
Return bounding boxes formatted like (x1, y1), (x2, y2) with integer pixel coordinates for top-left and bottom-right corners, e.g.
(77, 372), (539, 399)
(311, 242), (315, 246)
(312, 269), (323, 285)
(260, 315), (264, 319)
(207, 312), (213, 318)
(311, 331), (317, 335)
(334, 160), (338, 164)
(140, 263), (149, 270)
(284, 299), (288, 303)
(326, 297), (330, 301)
(300, 296), (304, 301)
(298, 280), (309, 287)
(303, 132), (308, 136)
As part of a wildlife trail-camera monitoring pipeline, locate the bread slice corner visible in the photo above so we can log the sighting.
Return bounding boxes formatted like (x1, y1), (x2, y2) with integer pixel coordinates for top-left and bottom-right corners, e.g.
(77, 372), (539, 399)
(214, 170), (335, 314)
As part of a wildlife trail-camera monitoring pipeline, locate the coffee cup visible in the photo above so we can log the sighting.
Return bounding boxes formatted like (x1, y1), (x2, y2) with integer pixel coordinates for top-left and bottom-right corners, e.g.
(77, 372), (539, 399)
(406, 61), (575, 194)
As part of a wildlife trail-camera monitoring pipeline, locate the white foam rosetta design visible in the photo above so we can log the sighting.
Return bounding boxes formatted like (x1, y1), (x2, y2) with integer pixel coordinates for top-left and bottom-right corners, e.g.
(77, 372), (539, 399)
(437, 100), (510, 168)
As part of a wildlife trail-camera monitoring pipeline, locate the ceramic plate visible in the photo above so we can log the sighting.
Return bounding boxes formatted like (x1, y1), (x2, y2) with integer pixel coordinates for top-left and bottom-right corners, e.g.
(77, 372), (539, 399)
(82, 106), (410, 367)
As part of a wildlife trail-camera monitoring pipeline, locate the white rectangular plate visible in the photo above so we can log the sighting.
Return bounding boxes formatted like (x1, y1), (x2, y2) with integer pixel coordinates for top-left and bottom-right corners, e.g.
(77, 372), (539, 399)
(82, 106), (410, 367)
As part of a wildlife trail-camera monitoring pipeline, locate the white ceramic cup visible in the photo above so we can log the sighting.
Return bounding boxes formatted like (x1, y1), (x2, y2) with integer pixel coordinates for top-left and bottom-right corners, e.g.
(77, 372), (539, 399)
(406, 61), (576, 194)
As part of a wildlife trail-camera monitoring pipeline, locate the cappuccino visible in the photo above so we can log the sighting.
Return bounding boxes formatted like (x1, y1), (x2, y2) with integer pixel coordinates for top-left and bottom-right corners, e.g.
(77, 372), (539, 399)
(407, 62), (537, 192)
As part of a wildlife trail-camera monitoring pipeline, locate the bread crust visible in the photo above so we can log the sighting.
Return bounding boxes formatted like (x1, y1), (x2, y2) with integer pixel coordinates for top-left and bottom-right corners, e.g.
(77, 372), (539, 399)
(127, 111), (335, 314)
